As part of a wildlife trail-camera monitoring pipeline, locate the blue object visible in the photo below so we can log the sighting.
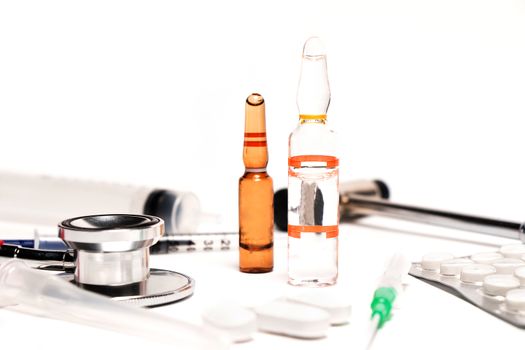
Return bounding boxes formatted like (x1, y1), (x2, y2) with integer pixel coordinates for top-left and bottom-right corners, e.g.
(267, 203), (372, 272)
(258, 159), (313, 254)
(3, 239), (68, 250)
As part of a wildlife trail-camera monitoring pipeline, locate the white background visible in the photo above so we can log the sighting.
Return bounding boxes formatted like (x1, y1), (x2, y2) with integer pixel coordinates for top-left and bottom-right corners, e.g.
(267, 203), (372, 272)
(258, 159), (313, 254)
(1, 0), (525, 225)
(1, 1), (525, 349)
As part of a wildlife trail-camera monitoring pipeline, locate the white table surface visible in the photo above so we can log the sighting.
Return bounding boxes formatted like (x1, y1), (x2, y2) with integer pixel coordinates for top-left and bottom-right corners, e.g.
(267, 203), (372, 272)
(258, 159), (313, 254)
(1, 216), (524, 350)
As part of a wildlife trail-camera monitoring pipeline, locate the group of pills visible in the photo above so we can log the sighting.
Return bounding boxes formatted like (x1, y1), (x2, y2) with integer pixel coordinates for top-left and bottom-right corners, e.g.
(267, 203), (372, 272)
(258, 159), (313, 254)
(410, 244), (525, 327)
(201, 292), (352, 342)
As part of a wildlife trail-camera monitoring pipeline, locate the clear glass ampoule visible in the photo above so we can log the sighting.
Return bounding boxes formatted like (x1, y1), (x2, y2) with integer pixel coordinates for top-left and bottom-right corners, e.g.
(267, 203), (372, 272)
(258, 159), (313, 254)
(239, 93), (274, 273)
(288, 37), (339, 286)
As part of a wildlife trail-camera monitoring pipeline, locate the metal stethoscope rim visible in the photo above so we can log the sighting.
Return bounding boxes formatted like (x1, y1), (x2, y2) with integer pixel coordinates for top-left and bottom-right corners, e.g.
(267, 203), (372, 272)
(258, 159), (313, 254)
(59, 213), (195, 307)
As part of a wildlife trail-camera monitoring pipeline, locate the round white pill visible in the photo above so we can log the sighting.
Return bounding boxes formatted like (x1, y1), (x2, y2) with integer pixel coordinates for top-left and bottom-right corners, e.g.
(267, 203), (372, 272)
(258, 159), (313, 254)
(421, 253), (454, 271)
(505, 289), (525, 312)
(460, 264), (496, 283)
(440, 258), (473, 276)
(286, 292), (351, 325)
(482, 274), (520, 296)
(470, 252), (503, 264)
(499, 244), (525, 259)
(202, 305), (257, 343)
(513, 266), (525, 286)
(491, 258), (525, 274)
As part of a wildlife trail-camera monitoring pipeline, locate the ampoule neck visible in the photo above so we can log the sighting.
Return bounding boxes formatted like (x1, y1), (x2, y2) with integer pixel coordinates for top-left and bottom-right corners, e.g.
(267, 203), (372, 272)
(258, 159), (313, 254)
(243, 169), (269, 178)
(299, 114), (327, 124)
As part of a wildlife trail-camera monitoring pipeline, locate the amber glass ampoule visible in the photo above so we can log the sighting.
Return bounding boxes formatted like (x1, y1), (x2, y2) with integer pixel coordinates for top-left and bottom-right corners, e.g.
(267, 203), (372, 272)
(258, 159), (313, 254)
(239, 93), (274, 273)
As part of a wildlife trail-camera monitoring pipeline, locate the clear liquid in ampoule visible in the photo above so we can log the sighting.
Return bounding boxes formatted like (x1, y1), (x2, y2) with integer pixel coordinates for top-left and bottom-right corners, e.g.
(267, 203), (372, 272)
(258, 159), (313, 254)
(288, 150), (339, 286)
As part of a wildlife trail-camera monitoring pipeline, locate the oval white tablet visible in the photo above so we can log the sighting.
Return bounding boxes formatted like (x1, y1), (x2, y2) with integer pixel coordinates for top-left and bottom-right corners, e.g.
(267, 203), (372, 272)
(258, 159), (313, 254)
(482, 274), (520, 296)
(421, 253), (454, 271)
(254, 300), (330, 339)
(505, 289), (525, 312)
(460, 264), (496, 283)
(286, 292), (351, 325)
(491, 258), (525, 274)
(440, 258), (473, 276)
(470, 252), (503, 264)
(513, 266), (525, 287)
(202, 305), (257, 343)
(499, 244), (525, 259)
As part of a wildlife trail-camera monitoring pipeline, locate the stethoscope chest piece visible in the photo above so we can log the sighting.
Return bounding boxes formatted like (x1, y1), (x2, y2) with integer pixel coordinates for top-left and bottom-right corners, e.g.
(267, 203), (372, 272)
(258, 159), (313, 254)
(59, 214), (194, 307)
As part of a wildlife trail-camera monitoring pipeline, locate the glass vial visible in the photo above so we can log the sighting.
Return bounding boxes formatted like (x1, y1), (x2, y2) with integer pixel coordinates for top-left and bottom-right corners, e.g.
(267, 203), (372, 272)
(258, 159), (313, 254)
(239, 93), (274, 273)
(288, 37), (339, 286)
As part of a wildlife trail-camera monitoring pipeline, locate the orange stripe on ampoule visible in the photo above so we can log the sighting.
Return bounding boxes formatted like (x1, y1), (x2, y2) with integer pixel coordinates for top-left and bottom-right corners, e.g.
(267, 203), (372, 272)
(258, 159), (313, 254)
(244, 141), (267, 147)
(244, 132), (266, 137)
(288, 225), (339, 238)
(288, 155), (339, 168)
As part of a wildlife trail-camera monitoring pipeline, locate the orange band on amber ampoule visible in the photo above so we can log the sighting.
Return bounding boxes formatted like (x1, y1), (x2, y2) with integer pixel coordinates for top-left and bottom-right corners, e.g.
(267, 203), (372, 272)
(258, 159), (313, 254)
(288, 225), (339, 238)
(244, 132), (266, 137)
(288, 155), (339, 168)
(244, 141), (267, 147)
(244, 132), (267, 147)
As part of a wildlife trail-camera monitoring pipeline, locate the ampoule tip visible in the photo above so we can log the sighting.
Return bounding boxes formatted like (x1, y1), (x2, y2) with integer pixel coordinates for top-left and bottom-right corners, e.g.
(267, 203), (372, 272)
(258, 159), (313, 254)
(303, 37), (326, 58)
(246, 93), (264, 106)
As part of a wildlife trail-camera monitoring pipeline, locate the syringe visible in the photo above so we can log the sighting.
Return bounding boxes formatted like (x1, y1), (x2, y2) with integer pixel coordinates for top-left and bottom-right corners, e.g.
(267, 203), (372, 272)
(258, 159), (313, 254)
(0, 259), (228, 350)
(367, 254), (410, 350)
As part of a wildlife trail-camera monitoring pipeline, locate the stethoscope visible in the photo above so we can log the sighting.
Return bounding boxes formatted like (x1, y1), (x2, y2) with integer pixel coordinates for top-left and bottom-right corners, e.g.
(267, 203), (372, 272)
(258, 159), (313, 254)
(273, 180), (525, 242)
(58, 214), (194, 307)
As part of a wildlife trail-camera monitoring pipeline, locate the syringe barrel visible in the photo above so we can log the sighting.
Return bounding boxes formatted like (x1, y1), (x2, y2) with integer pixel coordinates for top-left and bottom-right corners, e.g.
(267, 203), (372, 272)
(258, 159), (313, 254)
(0, 171), (200, 233)
(0, 260), (228, 350)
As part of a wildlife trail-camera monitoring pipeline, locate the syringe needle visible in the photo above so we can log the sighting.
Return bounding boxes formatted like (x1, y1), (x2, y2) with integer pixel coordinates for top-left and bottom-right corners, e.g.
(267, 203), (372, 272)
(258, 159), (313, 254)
(365, 315), (380, 350)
